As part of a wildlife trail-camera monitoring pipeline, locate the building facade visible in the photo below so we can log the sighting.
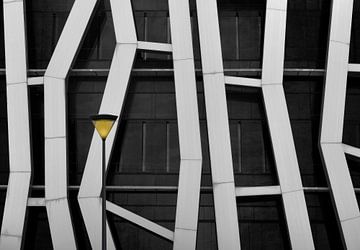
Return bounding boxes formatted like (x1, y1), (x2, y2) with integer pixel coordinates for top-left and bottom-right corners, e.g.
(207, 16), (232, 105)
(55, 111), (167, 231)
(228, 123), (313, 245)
(0, 0), (360, 249)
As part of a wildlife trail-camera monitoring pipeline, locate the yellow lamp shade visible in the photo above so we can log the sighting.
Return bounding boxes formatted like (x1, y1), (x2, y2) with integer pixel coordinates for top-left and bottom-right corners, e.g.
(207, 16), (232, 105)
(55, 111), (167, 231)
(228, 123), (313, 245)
(90, 114), (118, 140)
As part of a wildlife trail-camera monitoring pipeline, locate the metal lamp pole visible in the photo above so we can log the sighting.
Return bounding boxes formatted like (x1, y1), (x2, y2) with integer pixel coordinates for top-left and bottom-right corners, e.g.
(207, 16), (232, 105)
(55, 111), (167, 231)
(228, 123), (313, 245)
(102, 137), (106, 250)
(90, 114), (118, 250)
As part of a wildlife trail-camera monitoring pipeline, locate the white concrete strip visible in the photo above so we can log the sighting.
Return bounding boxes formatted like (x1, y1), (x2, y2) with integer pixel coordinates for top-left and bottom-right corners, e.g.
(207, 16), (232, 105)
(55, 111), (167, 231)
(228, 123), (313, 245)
(261, 0), (314, 249)
(348, 63), (360, 72)
(27, 198), (46, 207)
(28, 76), (44, 86)
(107, 201), (174, 242)
(320, 0), (360, 249)
(0, 1), (32, 249)
(196, 0), (241, 249)
(225, 75), (261, 88)
(137, 41), (172, 52)
(343, 143), (360, 158)
(235, 186), (281, 197)
(169, 1), (203, 249)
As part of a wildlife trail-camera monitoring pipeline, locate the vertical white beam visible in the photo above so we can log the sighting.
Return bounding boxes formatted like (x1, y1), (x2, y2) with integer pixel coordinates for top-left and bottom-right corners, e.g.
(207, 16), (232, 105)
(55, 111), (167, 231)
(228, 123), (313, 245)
(261, 1), (314, 249)
(78, 45), (136, 250)
(196, 0), (241, 249)
(168, 0), (202, 249)
(78, 0), (137, 249)
(0, 0), (31, 249)
(320, 0), (360, 249)
(44, 0), (98, 248)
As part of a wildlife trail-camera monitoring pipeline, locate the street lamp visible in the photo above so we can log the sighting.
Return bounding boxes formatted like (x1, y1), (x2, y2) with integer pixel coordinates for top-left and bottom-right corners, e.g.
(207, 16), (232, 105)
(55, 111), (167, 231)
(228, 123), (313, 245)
(90, 114), (118, 250)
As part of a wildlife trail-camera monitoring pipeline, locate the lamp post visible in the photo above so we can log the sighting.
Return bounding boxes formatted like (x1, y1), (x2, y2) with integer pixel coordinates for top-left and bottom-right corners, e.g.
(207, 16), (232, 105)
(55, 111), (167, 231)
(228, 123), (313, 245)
(90, 114), (118, 250)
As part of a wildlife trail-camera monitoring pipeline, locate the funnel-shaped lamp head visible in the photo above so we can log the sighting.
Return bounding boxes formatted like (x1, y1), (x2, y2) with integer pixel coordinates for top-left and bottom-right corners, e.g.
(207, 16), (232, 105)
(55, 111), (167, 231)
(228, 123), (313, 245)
(90, 114), (118, 140)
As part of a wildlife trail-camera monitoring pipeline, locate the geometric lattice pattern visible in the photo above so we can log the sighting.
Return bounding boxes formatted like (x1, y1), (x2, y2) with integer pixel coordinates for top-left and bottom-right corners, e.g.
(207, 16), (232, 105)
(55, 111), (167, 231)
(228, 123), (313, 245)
(1, 0), (360, 249)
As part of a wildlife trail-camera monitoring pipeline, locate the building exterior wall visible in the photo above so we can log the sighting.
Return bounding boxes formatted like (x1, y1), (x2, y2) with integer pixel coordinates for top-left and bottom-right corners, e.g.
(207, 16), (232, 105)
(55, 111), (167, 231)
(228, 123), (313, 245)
(0, 0), (360, 249)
